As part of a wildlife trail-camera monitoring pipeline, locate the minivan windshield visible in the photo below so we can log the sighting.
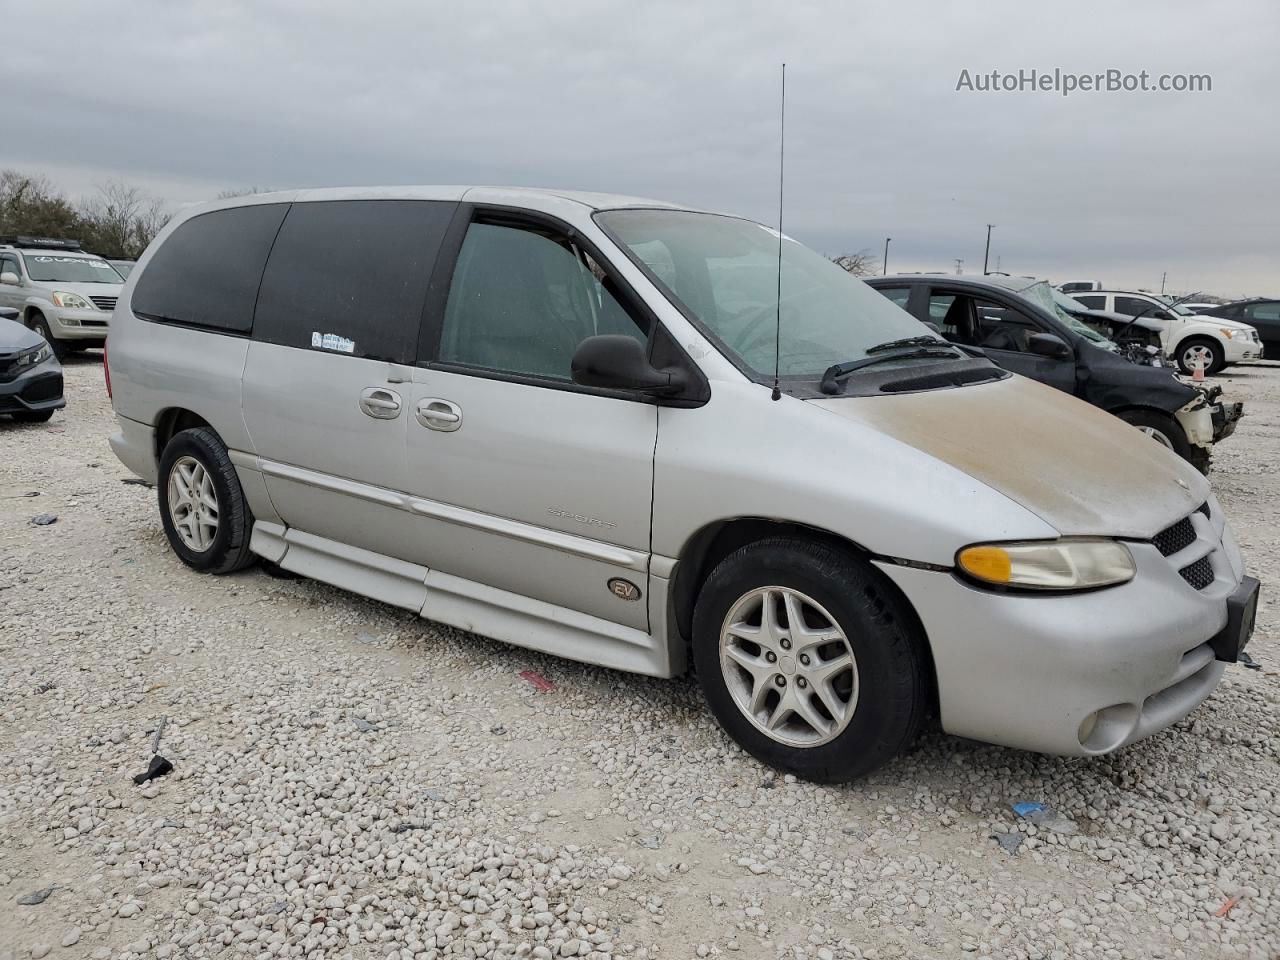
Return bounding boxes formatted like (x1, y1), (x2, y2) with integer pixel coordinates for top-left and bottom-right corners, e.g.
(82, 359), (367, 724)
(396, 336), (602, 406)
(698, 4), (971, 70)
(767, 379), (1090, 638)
(22, 254), (123, 283)
(597, 209), (933, 378)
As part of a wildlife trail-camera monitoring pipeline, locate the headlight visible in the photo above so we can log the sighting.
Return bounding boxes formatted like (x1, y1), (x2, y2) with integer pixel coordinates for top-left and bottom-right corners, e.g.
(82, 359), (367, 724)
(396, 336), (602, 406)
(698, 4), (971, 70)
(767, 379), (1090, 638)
(957, 539), (1135, 591)
(52, 291), (90, 309)
(15, 343), (52, 367)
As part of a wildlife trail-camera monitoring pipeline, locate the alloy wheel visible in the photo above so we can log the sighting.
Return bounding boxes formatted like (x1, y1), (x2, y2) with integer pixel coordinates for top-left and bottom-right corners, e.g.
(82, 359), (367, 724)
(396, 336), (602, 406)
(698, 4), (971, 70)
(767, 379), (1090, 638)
(167, 455), (220, 552)
(1181, 343), (1214, 373)
(719, 586), (859, 748)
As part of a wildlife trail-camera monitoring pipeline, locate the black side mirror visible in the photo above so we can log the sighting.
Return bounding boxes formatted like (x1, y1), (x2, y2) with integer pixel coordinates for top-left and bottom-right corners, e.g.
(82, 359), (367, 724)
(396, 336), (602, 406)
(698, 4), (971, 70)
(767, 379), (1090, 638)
(571, 335), (687, 395)
(1027, 332), (1071, 360)
(0, 306), (18, 321)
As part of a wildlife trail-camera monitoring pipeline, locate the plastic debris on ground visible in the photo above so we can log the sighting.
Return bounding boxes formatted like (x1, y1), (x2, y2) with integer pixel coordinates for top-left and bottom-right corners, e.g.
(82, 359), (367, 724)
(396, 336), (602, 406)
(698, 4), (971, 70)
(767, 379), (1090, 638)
(353, 717), (379, 732)
(132, 716), (174, 785)
(1238, 651), (1261, 670)
(17, 886), (55, 905)
(30, 514), (58, 526)
(519, 669), (555, 693)
(1010, 800), (1078, 834)
(1216, 896), (1239, 917)
(992, 833), (1023, 855)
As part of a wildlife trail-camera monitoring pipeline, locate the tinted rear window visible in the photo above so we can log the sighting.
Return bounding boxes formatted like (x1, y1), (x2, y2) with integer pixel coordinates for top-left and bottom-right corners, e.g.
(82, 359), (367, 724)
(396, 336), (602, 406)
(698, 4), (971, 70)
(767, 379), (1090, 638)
(252, 200), (454, 363)
(132, 204), (289, 332)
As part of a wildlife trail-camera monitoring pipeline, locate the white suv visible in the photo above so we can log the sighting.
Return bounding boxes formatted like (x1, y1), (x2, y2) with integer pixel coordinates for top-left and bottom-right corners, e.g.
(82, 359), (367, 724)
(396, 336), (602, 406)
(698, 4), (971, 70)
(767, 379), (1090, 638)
(0, 236), (123, 358)
(105, 187), (1257, 781)
(1069, 290), (1262, 374)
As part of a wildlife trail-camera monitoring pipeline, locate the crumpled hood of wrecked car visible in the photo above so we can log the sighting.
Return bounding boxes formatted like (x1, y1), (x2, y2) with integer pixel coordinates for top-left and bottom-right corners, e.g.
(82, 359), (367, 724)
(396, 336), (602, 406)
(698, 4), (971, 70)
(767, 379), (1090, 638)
(810, 373), (1209, 539)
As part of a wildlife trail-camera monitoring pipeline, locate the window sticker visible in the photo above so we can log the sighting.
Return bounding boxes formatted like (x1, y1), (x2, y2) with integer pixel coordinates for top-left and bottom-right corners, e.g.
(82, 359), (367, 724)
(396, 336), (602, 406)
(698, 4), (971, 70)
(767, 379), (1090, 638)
(311, 332), (355, 353)
(32, 256), (113, 267)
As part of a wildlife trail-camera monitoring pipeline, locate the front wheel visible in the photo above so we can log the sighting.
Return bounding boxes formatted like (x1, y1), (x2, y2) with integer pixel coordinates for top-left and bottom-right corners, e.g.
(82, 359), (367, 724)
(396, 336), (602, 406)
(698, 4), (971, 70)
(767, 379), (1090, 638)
(1176, 338), (1223, 376)
(158, 427), (257, 573)
(28, 313), (67, 361)
(1115, 408), (1207, 472)
(692, 538), (929, 782)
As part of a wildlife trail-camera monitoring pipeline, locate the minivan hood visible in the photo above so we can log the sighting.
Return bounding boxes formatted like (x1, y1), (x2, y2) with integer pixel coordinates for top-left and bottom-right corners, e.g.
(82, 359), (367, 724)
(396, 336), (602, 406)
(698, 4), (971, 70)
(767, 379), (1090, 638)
(811, 374), (1207, 539)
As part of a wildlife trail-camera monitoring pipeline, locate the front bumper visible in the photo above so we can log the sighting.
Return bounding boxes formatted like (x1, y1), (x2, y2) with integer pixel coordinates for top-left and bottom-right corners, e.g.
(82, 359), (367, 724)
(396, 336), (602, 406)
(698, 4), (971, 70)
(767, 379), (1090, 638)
(1222, 337), (1263, 363)
(0, 361), (65, 414)
(49, 307), (110, 341)
(874, 504), (1245, 756)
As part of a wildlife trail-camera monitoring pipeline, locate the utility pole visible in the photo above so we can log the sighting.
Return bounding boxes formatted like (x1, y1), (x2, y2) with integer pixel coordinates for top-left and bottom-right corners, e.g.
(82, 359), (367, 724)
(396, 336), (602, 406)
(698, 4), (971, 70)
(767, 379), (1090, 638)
(983, 224), (994, 275)
(1161, 272), (1167, 295)
(954, 258), (964, 275)
(883, 237), (891, 275)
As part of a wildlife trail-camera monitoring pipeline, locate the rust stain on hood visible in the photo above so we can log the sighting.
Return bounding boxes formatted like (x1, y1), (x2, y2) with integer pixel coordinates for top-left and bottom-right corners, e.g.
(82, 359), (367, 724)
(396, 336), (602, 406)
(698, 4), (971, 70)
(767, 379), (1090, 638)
(811, 374), (1208, 539)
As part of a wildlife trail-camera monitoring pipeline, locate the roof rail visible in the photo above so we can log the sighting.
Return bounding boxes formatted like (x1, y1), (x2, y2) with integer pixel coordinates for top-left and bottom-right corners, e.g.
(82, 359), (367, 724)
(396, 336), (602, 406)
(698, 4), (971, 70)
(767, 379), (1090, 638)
(0, 235), (83, 251)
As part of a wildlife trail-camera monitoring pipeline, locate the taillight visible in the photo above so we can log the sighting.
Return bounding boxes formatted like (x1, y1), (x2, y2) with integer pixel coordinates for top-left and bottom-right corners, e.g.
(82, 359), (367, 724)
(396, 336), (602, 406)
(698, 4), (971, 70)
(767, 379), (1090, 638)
(103, 341), (112, 399)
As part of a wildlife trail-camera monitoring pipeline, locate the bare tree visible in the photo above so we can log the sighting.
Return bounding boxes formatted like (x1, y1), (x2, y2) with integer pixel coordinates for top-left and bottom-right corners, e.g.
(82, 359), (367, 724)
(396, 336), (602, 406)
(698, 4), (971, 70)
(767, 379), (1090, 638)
(830, 250), (878, 276)
(80, 180), (169, 259)
(0, 170), (83, 239)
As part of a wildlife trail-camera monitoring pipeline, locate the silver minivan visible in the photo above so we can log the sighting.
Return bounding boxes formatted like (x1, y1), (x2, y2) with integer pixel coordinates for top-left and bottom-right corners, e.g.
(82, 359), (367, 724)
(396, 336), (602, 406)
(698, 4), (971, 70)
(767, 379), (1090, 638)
(106, 187), (1258, 781)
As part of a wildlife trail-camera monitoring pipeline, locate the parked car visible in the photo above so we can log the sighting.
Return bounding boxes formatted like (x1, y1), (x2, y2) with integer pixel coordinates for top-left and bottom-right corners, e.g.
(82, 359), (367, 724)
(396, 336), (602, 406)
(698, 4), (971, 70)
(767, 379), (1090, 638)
(108, 259), (137, 279)
(1067, 290), (1262, 374)
(1052, 290), (1167, 362)
(866, 274), (1241, 471)
(0, 235), (124, 359)
(0, 305), (65, 422)
(1198, 299), (1280, 357)
(107, 187), (1257, 782)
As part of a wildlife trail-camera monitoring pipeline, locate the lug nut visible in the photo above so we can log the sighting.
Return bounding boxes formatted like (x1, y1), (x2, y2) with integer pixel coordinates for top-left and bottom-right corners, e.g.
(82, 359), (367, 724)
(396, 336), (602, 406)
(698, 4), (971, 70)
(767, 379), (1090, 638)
(766, 651), (777, 663)
(799, 654), (810, 666)
(774, 675), (786, 687)
(780, 638), (792, 650)
(797, 677), (808, 689)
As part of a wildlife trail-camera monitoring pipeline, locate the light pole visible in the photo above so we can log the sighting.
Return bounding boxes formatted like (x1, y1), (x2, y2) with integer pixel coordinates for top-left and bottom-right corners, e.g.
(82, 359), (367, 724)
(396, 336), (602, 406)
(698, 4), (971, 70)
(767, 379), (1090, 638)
(883, 237), (891, 275)
(983, 224), (994, 275)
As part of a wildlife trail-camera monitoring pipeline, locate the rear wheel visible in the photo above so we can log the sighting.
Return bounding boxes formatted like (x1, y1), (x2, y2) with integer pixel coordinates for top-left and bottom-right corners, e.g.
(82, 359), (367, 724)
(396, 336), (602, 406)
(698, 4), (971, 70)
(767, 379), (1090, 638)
(28, 313), (67, 361)
(1176, 337), (1223, 375)
(692, 538), (929, 782)
(158, 427), (257, 573)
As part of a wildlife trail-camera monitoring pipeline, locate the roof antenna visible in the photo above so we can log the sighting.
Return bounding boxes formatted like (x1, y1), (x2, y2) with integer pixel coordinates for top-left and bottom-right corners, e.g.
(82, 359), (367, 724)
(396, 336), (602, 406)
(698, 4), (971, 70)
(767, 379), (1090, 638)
(771, 63), (786, 402)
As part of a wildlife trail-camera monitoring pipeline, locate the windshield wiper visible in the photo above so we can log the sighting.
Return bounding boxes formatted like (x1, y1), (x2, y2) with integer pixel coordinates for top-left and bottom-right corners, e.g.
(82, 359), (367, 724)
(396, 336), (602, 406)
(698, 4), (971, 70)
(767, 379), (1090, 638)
(865, 335), (950, 354)
(820, 347), (962, 395)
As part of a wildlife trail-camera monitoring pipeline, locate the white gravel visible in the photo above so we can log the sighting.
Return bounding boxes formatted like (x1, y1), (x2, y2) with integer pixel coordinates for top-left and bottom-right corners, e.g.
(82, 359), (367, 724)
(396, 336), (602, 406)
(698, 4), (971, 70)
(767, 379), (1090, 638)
(1, 356), (1277, 960)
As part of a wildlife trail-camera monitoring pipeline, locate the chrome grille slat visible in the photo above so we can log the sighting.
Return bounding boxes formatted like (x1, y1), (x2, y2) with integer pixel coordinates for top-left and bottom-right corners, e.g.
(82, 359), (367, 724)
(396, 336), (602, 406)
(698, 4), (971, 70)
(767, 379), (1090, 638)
(89, 296), (117, 311)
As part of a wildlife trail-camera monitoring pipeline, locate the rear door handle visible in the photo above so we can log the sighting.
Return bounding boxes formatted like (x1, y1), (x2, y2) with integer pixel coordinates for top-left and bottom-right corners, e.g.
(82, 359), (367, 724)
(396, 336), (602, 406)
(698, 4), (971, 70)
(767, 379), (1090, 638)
(359, 387), (402, 419)
(416, 398), (462, 432)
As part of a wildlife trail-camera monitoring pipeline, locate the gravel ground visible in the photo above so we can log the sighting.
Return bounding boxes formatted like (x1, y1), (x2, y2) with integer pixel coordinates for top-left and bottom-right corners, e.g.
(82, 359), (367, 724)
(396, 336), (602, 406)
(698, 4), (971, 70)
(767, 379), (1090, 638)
(2, 357), (1277, 960)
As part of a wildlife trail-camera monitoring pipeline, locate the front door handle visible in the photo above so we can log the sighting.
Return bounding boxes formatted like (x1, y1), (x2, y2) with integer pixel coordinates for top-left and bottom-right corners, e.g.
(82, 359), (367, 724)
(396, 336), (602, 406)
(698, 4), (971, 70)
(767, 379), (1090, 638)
(359, 387), (402, 419)
(416, 398), (463, 432)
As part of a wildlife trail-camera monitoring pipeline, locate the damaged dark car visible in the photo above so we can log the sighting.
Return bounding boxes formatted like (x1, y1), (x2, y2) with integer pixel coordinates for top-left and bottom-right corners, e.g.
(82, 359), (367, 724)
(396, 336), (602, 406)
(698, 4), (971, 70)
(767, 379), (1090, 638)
(866, 274), (1242, 472)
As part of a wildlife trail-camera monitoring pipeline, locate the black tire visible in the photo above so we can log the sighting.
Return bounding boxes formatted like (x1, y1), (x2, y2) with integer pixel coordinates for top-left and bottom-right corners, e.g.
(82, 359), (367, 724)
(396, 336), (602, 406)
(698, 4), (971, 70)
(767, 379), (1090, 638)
(11, 409), (55, 423)
(157, 427), (257, 574)
(692, 538), (929, 782)
(1175, 337), (1223, 375)
(1115, 408), (1205, 471)
(28, 312), (67, 361)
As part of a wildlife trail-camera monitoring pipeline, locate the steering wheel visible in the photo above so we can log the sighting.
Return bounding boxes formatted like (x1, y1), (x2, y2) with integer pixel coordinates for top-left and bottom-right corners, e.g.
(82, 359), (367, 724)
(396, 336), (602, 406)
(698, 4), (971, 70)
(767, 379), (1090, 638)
(730, 286), (827, 355)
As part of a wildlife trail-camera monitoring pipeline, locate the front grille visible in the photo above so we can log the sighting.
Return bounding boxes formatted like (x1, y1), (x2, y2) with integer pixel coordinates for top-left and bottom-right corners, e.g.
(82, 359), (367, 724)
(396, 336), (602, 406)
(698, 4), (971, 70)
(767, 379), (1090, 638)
(90, 296), (117, 311)
(0, 357), (18, 383)
(1153, 515), (1197, 557)
(1179, 556), (1215, 590)
(20, 374), (62, 403)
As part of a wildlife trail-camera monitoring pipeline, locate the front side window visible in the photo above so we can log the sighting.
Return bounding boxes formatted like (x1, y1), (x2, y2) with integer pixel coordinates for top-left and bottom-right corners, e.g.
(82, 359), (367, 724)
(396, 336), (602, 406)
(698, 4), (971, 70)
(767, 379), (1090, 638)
(22, 254), (121, 283)
(253, 199), (455, 362)
(439, 221), (646, 381)
(0, 255), (20, 280)
(972, 299), (1041, 352)
(597, 209), (928, 379)
(1115, 296), (1161, 318)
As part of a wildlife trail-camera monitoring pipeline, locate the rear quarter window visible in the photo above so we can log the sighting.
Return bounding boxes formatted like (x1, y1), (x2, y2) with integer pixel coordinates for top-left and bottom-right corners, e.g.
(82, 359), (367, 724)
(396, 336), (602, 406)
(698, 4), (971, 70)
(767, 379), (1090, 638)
(252, 199), (455, 363)
(131, 203), (290, 333)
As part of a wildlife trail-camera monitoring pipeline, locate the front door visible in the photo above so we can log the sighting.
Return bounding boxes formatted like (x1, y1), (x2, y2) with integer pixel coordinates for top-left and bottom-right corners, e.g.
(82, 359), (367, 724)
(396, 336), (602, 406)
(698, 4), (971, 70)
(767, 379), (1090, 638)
(402, 212), (658, 631)
(926, 289), (1077, 394)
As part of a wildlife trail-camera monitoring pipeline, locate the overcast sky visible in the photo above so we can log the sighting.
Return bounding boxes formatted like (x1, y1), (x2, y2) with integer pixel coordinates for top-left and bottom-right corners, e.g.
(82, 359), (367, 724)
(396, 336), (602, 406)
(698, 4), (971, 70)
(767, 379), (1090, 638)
(4, 0), (1277, 297)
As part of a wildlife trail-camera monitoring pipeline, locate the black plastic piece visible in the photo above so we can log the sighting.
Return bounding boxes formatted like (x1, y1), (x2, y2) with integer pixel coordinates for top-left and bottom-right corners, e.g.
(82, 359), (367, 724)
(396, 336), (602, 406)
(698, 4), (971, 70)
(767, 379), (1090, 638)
(132, 755), (174, 785)
(1209, 575), (1260, 663)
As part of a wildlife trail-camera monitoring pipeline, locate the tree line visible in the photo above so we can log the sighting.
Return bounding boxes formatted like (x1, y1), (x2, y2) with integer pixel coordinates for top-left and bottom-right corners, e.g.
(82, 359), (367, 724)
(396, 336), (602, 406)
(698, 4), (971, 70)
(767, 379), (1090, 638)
(0, 170), (169, 260)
